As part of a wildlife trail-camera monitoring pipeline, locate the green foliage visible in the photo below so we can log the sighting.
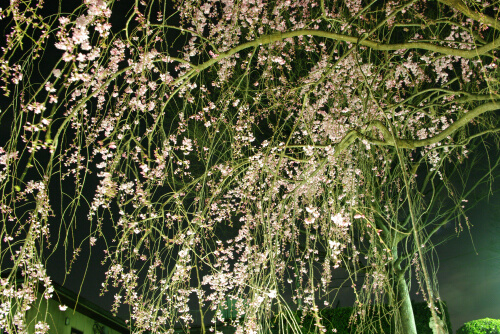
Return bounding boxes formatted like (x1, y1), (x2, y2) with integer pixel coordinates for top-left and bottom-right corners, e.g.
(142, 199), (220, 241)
(456, 318), (500, 334)
(294, 302), (452, 334)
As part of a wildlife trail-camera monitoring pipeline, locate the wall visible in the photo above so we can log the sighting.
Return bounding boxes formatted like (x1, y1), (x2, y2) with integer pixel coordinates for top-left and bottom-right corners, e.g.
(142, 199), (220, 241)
(26, 294), (123, 334)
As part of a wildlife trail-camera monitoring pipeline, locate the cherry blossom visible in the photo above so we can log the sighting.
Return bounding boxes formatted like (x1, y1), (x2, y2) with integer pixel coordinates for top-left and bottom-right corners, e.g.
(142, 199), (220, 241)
(1, 1), (499, 334)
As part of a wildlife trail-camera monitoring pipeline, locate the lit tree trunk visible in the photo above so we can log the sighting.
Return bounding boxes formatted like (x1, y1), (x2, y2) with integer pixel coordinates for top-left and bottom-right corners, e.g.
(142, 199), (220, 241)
(395, 269), (417, 334)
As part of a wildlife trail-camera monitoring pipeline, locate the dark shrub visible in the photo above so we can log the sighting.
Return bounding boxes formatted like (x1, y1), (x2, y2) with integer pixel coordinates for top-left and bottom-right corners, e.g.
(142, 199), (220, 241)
(413, 302), (453, 334)
(291, 301), (452, 333)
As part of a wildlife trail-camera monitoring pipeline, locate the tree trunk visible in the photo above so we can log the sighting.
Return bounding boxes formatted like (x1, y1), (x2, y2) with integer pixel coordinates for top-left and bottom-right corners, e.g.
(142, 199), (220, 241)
(395, 272), (417, 334)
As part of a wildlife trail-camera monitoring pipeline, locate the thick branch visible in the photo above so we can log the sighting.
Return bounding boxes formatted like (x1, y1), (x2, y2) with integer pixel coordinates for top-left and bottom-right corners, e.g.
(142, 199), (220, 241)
(438, 0), (500, 31)
(366, 102), (500, 149)
(197, 29), (500, 75)
(171, 28), (500, 86)
(288, 102), (498, 156)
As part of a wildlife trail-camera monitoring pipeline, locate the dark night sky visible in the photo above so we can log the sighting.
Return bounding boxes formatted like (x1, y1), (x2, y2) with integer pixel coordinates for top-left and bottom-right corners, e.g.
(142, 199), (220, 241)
(436, 193), (500, 332)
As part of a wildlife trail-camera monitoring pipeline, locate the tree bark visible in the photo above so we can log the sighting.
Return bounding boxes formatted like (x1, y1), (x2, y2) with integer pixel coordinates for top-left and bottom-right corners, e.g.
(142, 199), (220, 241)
(395, 272), (417, 334)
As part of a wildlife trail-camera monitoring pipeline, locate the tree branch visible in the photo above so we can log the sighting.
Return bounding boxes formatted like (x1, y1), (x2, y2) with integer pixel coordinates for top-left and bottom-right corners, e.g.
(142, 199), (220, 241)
(174, 27), (500, 86)
(285, 102), (499, 156)
(197, 29), (500, 73)
(438, 0), (500, 31)
(364, 102), (500, 149)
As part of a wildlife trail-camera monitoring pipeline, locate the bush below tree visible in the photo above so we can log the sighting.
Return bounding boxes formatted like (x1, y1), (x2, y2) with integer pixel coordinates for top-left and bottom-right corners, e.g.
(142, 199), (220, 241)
(456, 318), (500, 334)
